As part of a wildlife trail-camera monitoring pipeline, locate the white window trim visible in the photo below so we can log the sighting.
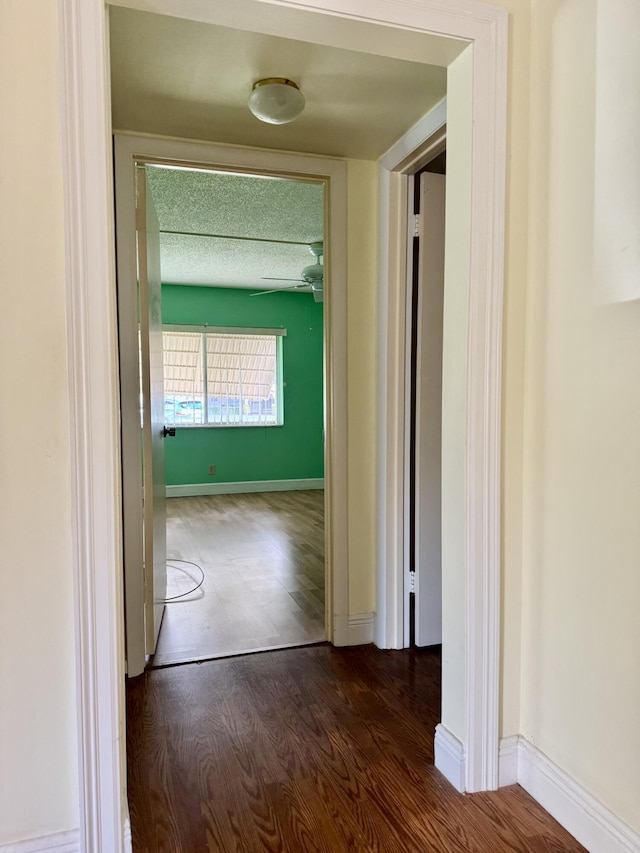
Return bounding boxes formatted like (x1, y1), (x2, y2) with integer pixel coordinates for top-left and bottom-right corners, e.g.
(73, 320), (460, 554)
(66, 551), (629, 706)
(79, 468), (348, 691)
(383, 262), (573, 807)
(165, 324), (287, 337)
(163, 324), (286, 428)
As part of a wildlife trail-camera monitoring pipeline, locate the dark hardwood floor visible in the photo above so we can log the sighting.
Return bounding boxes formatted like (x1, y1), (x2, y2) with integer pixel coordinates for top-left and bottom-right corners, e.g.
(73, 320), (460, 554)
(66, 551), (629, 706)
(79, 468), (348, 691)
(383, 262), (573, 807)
(127, 644), (585, 852)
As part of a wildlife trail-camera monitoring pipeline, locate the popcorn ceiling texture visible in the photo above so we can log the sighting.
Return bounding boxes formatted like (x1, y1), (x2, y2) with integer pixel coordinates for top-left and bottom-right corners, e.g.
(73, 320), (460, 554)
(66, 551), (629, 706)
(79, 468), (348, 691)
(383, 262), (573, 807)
(146, 167), (324, 288)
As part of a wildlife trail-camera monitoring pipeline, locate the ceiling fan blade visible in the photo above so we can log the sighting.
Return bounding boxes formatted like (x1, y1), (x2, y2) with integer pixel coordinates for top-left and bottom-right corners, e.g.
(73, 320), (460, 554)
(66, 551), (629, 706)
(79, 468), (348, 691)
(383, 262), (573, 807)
(250, 283), (308, 297)
(261, 276), (304, 282)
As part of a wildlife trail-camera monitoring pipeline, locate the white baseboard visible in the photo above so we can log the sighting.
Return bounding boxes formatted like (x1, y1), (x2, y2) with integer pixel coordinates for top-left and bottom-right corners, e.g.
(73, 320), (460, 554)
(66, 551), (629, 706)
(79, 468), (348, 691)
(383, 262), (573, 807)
(123, 816), (132, 853)
(434, 723), (465, 793)
(347, 613), (374, 645)
(498, 734), (520, 787)
(0, 829), (80, 852)
(499, 736), (640, 852)
(166, 478), (324, 497)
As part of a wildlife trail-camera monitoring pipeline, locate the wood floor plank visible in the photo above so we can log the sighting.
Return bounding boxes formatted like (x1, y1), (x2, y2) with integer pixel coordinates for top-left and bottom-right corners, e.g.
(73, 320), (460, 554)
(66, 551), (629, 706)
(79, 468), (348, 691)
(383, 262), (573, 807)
(127, 645), (586, 852)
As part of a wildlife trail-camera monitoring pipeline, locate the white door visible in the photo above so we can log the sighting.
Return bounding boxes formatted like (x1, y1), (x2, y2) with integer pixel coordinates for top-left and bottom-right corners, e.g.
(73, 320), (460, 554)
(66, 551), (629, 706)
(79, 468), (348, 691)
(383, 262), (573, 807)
(414, 171), (446, 647)
(137, 169), (168, 656)
(120, 166), (168, 676)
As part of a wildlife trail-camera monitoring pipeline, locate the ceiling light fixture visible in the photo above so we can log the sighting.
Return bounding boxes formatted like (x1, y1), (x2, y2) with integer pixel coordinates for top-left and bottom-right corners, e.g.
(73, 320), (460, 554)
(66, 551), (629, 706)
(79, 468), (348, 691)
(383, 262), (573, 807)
(248, 78), (305, 125)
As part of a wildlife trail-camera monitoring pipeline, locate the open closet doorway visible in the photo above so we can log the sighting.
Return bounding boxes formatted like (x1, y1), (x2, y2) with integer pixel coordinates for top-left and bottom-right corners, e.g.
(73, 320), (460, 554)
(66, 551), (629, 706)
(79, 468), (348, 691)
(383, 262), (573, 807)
(115, 135), (348, 677)
(406, 153), (447, 649)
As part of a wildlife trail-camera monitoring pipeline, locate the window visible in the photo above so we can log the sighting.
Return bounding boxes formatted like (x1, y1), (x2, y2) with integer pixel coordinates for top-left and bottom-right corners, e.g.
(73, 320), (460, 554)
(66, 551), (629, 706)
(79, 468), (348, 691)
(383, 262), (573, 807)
(162, 325), (285, 427)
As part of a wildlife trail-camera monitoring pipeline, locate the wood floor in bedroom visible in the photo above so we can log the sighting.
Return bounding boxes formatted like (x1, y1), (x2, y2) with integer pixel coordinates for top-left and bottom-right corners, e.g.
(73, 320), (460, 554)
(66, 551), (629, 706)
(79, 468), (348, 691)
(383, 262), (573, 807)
(151, 489), (325, 667)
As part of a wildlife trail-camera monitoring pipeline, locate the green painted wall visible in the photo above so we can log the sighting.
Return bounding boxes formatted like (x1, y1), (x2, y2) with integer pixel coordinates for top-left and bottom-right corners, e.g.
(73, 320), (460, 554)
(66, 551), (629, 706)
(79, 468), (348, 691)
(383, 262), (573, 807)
(162, 284), (324, 485)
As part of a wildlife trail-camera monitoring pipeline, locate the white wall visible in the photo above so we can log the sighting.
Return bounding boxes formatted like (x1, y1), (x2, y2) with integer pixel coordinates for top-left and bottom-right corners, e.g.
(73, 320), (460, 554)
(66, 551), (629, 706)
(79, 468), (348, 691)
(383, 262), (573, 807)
(346, 160), (378, 614)
(435, 1), (640, 831)
(497, 0), (531, 741)
(0, 1), (79, 844)
(519, 0), (640, 832)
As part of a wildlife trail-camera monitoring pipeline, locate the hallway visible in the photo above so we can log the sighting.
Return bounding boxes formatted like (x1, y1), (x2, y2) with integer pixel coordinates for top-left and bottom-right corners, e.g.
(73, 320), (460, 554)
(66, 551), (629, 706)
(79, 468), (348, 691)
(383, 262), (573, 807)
(126, 645), (585, 852)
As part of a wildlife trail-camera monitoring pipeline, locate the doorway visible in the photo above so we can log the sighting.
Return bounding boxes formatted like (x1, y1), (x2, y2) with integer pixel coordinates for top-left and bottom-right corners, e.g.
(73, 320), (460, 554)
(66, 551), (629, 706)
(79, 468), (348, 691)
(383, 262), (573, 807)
(137, 163), (328, 666)
(114, 135), (349, 677)
(60, 1), (507, 842)
(406, 156), (446, 650)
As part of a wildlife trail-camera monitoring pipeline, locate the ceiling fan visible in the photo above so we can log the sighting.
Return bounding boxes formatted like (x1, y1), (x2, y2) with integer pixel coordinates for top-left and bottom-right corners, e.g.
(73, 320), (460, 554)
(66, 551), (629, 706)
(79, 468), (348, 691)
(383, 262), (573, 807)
(251, 241), (324, 302)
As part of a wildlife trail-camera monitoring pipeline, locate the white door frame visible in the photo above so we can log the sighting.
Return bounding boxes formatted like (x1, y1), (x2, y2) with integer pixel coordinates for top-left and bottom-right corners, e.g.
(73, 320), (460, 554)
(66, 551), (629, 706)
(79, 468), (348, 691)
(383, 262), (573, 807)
(114, 133), (349, 674)
(375, 99), (448, 654)
(376, 30), (506, 796)
(58, 0), (507, 848)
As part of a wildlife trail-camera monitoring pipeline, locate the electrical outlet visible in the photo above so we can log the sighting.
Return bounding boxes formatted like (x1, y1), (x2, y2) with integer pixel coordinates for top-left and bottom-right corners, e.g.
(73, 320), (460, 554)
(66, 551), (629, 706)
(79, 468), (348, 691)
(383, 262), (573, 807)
(208, 464), (215, 475)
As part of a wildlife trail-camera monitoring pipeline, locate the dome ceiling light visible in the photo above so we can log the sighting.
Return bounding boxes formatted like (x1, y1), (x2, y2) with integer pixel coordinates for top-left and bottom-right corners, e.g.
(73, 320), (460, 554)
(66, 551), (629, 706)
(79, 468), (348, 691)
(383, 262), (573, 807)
(248, 78), (305, 125)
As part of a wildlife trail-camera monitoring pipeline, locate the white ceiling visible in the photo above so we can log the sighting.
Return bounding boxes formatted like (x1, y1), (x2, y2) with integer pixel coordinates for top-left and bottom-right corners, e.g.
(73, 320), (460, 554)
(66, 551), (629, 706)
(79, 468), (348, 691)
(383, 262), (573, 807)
(109, 7), (447, 161)
(109, 7), (447, 290)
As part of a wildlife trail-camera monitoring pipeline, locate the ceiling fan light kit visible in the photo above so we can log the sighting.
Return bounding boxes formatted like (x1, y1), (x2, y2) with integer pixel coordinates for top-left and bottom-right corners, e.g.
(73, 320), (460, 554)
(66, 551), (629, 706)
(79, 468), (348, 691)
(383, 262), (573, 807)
(301, 240), (324, 285)
(248, 78), (305, 125)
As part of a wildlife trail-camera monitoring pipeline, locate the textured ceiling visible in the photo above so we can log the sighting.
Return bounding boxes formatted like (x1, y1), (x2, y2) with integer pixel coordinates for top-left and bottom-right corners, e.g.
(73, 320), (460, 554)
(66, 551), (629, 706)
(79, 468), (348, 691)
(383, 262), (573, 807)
(109, 7), (447, 161)
(146, 166), (324, 289)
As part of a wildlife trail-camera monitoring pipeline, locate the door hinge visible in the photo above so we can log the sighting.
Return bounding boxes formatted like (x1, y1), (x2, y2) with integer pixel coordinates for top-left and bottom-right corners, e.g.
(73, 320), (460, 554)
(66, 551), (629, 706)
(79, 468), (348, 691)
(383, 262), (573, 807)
(413, 213), (421, 238)
(409, 570), (416, 595)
